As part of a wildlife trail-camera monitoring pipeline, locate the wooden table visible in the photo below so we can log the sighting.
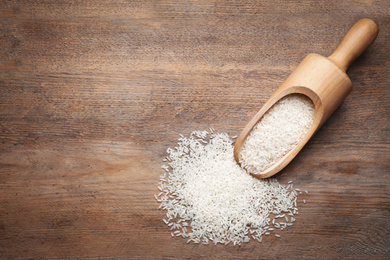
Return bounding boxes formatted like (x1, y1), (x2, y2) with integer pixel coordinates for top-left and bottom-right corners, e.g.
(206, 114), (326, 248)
(1, 1), (389, 259)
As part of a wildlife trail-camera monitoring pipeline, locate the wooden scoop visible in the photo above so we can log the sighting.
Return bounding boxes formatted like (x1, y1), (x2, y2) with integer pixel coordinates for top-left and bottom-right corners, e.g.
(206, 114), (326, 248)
(234, 18), (379, 179)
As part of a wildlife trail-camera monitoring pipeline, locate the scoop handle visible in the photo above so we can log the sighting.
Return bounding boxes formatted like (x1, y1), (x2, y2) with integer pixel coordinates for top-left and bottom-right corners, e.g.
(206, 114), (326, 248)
(328, 18), (379, 71)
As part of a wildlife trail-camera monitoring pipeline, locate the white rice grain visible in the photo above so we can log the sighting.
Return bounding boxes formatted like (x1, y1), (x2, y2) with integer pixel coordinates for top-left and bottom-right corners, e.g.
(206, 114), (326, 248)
(155, 130), (303, 245)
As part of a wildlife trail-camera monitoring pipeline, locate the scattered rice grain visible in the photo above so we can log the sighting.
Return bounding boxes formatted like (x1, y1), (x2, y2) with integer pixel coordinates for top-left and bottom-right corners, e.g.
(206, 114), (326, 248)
(156, 129), (304, 245)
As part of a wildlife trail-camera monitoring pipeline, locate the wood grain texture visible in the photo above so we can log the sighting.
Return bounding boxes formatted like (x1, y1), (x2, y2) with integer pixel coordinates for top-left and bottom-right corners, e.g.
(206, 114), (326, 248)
(0, 0), (389, 259)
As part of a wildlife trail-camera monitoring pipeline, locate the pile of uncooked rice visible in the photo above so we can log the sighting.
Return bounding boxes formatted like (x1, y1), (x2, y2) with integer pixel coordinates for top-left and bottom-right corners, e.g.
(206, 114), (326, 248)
(240, 94), (315, 175)
(155, 129), (306, 245)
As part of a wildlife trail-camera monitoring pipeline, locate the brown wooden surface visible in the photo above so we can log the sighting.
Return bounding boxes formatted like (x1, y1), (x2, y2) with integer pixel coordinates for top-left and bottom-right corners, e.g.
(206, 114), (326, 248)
(0, 0), (389, 259)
